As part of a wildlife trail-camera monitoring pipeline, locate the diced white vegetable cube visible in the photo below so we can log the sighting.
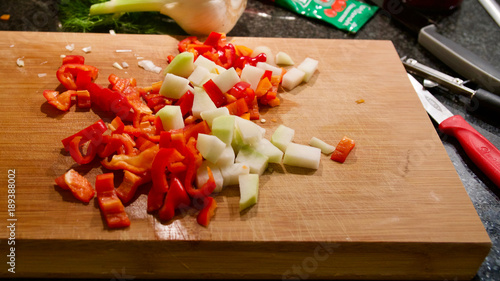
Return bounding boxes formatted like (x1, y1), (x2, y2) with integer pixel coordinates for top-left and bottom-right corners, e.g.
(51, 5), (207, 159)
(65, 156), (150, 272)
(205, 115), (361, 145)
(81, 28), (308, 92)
(297, 57), (318, 82)
(212, 115), (235, 145)
(220, 163), (250, 187)
(240, 65), (265, 90)
(235, 116), (265, 146)
(309, 137), (335, 155)
(163, 52), (194, 78)
(271, 125), (295, 152)
(251, 46), (274, 65)
(192, 87), (217, 119)
(236, 146), (269, 175)
(275, 51), (294, 66)
(196, 161), (224, 193)
(213, 67), (241, 93)
(281, 67), (306, 90)
(188, 65), (211, 87)
(239, 174), (259, 212)
(159, 73), (190, 99)
(196, 133), (227, 164)
(253, 139), (283, 164)
(256, 62), (283, 77)
(283, 143), (321, 170)
(156, 105), (185, 131)
(215, 145), (236, 167)
(194, 55), (218, 73)
(200, 107), (230, 127)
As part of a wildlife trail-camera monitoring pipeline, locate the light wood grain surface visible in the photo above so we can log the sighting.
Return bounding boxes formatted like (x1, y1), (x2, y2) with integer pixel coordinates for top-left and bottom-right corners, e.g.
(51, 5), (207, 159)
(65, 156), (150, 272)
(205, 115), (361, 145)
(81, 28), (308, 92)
(0, 31), (491, 279)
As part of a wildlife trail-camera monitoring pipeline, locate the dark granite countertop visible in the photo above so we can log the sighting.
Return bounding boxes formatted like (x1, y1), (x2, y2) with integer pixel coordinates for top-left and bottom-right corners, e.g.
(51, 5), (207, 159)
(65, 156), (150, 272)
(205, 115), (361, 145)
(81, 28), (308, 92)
(1, 0), (499, 280)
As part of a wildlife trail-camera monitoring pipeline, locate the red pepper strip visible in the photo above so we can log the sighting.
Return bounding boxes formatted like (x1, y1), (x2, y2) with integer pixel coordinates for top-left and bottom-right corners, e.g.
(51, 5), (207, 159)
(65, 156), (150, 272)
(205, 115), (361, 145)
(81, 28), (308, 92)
(204, 32), (224, 48)
(97, 134), (136, 158)
(158, 177), (191, 221)
(175, 90), (194, 117)
(56, 64), (98, 90)
(187, 44), (213, 55)
(61, 119), (107, 151)
(76, 90), (91, 108)
(225, 98), (249, 116)
(55, 169), (95, 203)
(233, 53), (267, 69)
(101, 145), (159, 174)
(262, 70), (273, 81)
(135, 136), (157, 152)
(331, 136), (355, 163)
(95, 173), (131, 228)
(62, 55), (85, 65)
(249, 96), (260, 120)
(183, 120), (211, 141)
(217, 43), (236, 69)
(184, 138), (217, 199)
(109, 116), (125, 134)
(43, 90), (76, 111)
(178, 36), (204, 52)
(115, 171), (151, 204)
(148, 148), (185, 212)
(197, 196), (217, 227)
(69, 136), (98, 165)
(86, 83), (134, 121)
(228, 81), (254, 104)
(203, 79), (226, 107)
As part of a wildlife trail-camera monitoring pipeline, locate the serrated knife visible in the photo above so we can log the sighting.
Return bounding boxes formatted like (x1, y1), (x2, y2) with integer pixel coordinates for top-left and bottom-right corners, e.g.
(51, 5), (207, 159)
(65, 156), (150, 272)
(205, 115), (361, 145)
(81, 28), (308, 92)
(408, 74), (500, 187)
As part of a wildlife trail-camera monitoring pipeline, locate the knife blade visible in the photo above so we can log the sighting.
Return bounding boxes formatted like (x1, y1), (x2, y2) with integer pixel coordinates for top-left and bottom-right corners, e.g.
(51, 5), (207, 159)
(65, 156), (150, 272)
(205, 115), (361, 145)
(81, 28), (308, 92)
(408, 74), (500, 188)
(371, 0), (500, 94)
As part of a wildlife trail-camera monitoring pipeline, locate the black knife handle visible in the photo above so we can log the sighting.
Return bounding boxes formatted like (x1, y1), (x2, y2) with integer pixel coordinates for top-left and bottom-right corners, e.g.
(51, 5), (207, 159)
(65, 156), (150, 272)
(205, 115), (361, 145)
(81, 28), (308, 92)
(471, 88), (500, 113)
(418, 24), (500, 94)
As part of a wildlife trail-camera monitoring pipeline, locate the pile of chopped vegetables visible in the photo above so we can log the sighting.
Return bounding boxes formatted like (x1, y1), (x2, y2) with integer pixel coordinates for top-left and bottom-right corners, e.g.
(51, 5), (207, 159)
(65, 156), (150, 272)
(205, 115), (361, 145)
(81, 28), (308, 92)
(44, 32), (354, 229)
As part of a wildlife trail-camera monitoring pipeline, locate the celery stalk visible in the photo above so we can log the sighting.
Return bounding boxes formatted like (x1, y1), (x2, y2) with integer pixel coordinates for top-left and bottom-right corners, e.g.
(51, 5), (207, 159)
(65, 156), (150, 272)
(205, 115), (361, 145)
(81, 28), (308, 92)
(90, 0), (166, 15)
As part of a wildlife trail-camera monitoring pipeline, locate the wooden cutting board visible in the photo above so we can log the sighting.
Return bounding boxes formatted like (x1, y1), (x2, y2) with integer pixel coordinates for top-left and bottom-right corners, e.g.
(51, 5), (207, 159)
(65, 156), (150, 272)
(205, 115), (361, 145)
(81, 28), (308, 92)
(0, 31), (491, 280)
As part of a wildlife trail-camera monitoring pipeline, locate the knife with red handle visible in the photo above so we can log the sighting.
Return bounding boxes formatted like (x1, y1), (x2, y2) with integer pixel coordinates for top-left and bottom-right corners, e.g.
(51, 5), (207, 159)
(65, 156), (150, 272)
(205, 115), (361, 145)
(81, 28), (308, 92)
(408, 74), (500, 187)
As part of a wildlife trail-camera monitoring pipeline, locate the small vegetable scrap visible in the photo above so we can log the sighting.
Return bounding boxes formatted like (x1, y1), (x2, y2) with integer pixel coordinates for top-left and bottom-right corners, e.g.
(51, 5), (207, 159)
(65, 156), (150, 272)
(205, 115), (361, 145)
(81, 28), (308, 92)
(331, 136), (356, 163)
(43, 32), (335, 230)
(1, 14), (10, 21)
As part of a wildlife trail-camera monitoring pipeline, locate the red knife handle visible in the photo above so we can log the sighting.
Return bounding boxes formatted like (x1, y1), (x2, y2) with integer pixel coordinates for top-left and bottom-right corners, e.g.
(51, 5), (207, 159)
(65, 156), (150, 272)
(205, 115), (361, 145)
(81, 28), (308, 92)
(439, 115), (500, 187)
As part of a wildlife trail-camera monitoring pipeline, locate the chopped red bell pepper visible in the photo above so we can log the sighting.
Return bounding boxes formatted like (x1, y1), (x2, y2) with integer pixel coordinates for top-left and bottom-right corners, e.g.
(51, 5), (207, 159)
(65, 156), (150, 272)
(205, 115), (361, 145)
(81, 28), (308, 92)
(196, 196), (217, 227)
(228, 81), (254, 104)
(95, 173), (130, 228)
(178, 36), (204, 52)
(101, 145), (159, 174)
(183, 138), (217, 199)
(175, 90), (194, 117)
(76, 90), (91, 109)
(234, 53), (267, 69)
(43, 89), (76, 111)
(158, 177), (191, 221)
(97, 134), (137, 158)
(204, 31), (225, 48)
(203, 79), (226, 107)
(62, 55), (85, 65)
(56, 64), (99, 90)
(217, 43), (236, 69)
(183, 120), (211, 141)
(148, 148), (185, 212)
(225, 98), (249, 116)
(331, 136), (356, 163)
(115, 171), (151, 204)
(61, 119), (107, 152)
(68, 136), (98, 165)
(55, 169), (95, 203)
